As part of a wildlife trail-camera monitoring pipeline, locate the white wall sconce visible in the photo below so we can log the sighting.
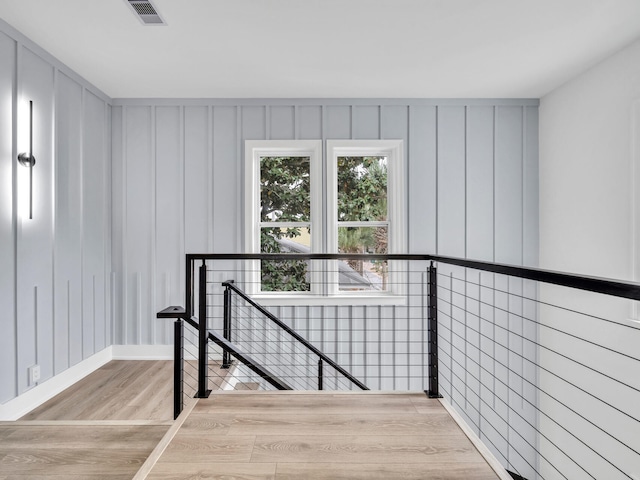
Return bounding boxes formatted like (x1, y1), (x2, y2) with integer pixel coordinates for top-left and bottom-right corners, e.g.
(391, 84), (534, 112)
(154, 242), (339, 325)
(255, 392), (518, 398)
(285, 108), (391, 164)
(17, 100), (35, 220)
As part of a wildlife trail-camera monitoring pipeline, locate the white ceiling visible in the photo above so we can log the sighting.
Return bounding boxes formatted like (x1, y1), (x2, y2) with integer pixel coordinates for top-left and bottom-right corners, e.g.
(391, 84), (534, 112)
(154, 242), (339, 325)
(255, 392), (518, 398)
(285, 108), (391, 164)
(1, 0), (640, 99)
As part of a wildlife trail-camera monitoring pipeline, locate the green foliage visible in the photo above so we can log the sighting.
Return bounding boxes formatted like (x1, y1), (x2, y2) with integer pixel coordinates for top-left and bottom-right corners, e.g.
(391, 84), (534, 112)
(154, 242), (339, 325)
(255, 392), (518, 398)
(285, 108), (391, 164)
(261, 156), (310, 222)
(338, 156), (387, 222)
(260, 227), (310, 292)
(260, 156), (311, 291)
(259, 155), (388, 291)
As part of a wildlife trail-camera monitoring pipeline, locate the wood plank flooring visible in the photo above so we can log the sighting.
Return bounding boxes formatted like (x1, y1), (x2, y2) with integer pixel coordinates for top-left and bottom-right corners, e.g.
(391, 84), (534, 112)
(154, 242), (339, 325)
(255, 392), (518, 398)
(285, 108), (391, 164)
(2, 361), (502, 479)
(146, 392), (500, 480)
(0, 423), (168, 479)
(21, 361), (175, 421)
(0, 361), (177, 479)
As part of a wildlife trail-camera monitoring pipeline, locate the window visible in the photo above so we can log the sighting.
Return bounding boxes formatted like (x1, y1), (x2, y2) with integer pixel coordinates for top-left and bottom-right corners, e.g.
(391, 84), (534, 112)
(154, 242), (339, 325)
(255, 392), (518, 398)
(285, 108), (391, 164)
(245, 140), (322, 296)
(327, 140), (405, 296)
(245, 139), (405, 304)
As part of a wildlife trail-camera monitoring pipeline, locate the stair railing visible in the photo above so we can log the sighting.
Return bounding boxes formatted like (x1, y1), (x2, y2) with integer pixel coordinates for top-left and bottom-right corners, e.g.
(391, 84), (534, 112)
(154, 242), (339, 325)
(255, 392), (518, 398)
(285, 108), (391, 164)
(221, 279), (368, 391)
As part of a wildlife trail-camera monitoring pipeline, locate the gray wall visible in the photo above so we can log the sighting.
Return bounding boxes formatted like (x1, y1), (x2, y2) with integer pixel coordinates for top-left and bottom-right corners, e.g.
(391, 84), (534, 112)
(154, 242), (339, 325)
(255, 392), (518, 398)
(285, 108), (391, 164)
(0, 20), (112, 404)
(111, 98), (538, 473)
(111, 99), (538, 344)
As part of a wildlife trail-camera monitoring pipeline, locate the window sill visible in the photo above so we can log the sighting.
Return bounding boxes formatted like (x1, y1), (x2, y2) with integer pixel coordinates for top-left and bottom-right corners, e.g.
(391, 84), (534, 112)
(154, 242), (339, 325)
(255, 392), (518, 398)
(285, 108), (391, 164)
(251, 293), (408, 307)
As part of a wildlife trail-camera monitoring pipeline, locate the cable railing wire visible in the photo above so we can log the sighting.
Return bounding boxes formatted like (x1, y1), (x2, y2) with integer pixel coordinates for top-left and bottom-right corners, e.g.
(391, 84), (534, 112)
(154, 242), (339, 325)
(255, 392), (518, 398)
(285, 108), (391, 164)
(437, 340), (633, 480)
(437, 321), (640, 466)
(437, 358), (569, 480)
(169, 253), (640, 480)
(220, 303), (355, 390)
(436, 271), (640, 332)
(436, 299), (640, 415)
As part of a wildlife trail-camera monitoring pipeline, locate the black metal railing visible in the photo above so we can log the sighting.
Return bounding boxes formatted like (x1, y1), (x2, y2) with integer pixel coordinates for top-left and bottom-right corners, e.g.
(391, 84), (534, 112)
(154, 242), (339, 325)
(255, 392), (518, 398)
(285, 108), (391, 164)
(221, 279), (368, 391)
(159, 252), (640, 480)
(429, 257), (640, 480)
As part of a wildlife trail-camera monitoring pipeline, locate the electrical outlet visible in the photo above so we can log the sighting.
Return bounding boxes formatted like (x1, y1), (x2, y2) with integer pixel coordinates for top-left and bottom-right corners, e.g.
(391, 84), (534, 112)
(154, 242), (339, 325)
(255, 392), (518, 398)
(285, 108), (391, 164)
(28, 365), (41, 384)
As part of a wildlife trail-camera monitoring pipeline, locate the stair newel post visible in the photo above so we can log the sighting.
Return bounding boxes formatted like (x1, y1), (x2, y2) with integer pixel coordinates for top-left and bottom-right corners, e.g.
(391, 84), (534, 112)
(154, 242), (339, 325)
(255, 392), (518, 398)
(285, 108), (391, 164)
(173, 318), (184, 419)
(318, 358), (323, 390)
(222, 281), (233, 369)
(197, 261), (211, 398)
(427, 261), (442, 398)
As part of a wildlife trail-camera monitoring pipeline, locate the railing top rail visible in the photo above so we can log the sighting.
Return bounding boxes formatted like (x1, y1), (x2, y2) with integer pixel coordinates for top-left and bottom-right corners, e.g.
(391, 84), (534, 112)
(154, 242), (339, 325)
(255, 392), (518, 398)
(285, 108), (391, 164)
(187, 253), (428, 261)
(430, 254), (640, 302)
(187, 253), (640, 301)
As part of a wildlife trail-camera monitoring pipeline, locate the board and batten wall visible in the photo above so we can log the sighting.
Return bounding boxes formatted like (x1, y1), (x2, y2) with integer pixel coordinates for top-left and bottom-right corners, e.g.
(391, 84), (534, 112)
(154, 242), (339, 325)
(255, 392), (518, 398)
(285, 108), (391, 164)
(111, 98), (539, 344)
(0, 19), (112, 406)
(112, 98), (538, 476)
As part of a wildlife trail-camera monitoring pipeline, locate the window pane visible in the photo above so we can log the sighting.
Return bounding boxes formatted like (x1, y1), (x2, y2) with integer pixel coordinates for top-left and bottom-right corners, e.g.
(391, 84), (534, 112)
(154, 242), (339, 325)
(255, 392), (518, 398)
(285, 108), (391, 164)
(260, 226), (311, 292)
(261, 156), (310, 222)
(338, 226), (388, 291)
(337, 156), (387, 221)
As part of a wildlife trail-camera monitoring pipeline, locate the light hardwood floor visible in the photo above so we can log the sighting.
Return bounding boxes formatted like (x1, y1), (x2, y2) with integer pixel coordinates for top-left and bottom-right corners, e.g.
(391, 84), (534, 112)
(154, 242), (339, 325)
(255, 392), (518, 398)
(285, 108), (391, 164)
(21, 361), (175, 421)
(0, 361), (176, 479)
(146, 392), (501, 480)
(2, 362), (501, 479)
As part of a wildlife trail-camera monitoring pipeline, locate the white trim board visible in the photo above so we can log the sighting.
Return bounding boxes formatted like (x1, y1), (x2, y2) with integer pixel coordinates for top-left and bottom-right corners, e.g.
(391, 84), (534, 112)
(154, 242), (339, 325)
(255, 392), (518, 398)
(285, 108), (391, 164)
(0, 344), (175, 420)
(439, 397), (513, 480)
(0, 347), (112, 421)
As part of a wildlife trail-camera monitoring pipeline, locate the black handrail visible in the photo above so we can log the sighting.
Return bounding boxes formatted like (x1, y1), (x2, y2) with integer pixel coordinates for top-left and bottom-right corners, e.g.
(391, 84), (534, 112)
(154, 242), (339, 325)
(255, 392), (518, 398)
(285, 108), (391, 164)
(185, 253), (640, 301)
(207, 329), (293, 391)
(222, 280), (369, 391)
(429, 254), (640, 301)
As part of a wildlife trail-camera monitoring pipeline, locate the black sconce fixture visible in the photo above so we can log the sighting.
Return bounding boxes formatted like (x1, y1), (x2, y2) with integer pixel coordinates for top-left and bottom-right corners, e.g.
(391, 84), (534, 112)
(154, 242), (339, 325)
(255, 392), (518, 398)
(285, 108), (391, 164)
(17, 100), (35, 220)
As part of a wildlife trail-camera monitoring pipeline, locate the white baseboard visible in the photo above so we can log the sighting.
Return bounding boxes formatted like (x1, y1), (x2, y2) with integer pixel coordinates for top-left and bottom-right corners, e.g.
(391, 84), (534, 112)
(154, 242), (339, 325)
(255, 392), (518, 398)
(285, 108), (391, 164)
(111, 344), (173, 360)
(0, 344), (178, 421)
(439, 397), (512, 480)
(0, 347), (113, 421)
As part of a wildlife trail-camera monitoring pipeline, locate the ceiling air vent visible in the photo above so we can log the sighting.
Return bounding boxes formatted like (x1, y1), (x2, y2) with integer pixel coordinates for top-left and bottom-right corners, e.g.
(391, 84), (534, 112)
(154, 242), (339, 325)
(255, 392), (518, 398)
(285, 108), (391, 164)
(126, 0), (166, 25)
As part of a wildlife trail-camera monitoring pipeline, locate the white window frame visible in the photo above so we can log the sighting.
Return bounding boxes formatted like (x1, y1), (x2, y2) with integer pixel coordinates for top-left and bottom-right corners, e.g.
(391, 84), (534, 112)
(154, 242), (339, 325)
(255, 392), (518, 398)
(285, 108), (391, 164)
(245, 139), (406, 305)
(327, 139), (406, 299)
(244, 140), (323, 297)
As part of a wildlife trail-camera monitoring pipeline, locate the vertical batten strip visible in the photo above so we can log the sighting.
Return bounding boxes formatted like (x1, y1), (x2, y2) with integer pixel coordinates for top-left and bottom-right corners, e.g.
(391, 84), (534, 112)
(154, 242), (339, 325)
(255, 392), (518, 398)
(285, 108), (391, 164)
(179, 105), (185, 337)
(49, 64), (57, 377)
(121, 105), (128, 345)
(136, 271), (142, 344)
(92, 274), (96, 353)
(520, 106), (526, 410)
(33, 285), (38, 374)
(11, 38), (19, 399)
(435, 106), (439, 255)
(150, 105), (157, 345)
(463, 105), (468, 409)
(103, 101), (110, 349)
(236, 106), (242, 253)
(110, 272), (115, 346)
(79, 85), (86, 358)
(66, 280), (71, 368)
(207, 105), (214, 253)
(51, 67), (58, 374)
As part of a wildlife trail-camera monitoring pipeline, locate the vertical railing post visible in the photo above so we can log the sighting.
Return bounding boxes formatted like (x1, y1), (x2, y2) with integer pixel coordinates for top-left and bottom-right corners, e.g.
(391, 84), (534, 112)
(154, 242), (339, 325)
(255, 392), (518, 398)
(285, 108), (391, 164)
(173, 318), (184, 419)
(427, 261), (441, 398)
(186, 255), (193, 318)
(222, 281), (233, 368)
(197, 261), (211, 398)
(318, 358), (323, 390)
